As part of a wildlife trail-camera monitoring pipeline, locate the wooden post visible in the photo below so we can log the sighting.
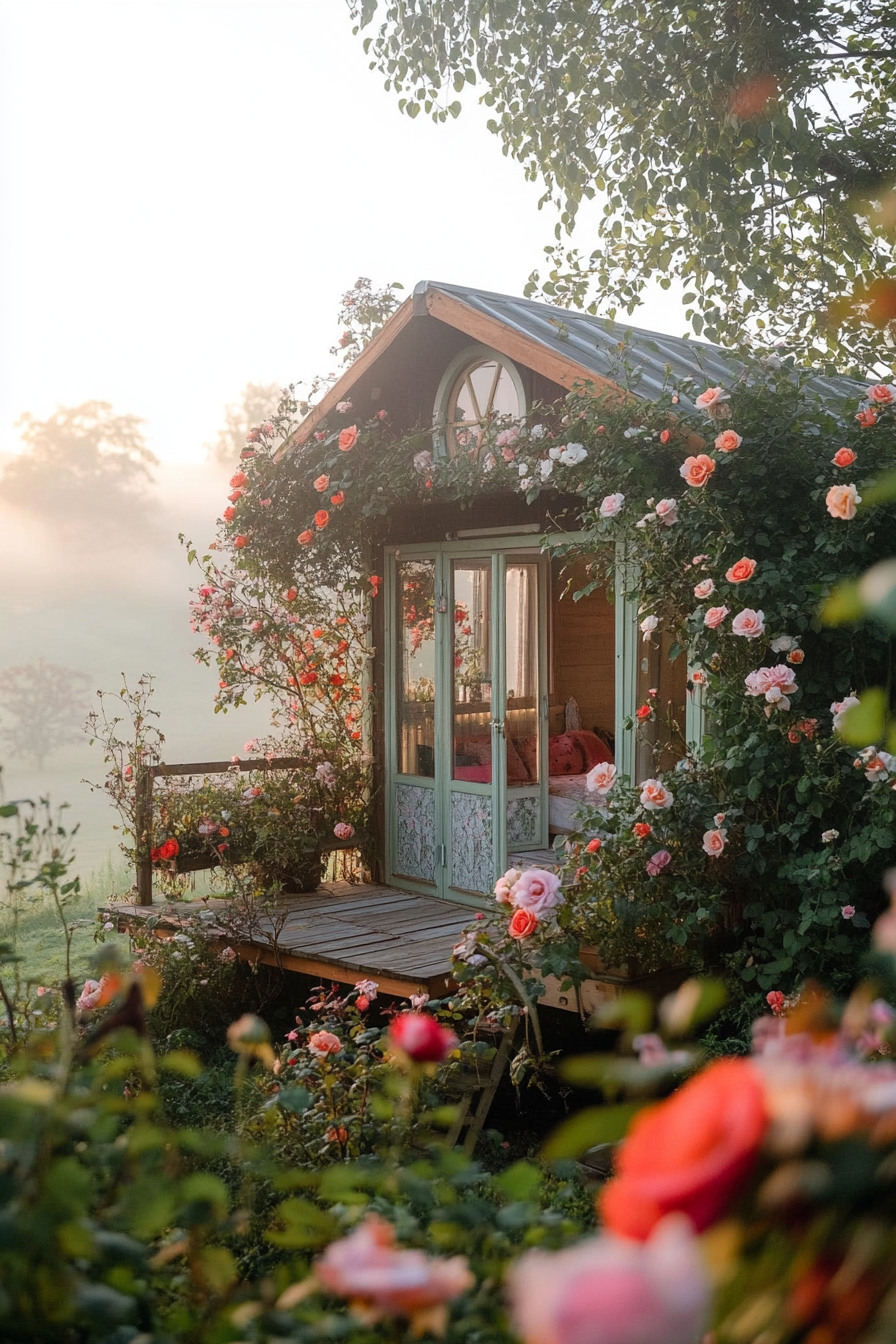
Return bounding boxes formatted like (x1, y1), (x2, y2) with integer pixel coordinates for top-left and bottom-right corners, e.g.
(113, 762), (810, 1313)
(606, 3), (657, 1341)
(135, 766), (154, 906)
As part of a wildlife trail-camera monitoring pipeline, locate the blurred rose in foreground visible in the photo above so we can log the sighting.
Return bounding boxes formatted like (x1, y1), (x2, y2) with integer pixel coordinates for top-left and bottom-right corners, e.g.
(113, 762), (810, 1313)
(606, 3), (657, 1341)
(389, 1012), (458, 1063)
(507, 1214), (709, 1344)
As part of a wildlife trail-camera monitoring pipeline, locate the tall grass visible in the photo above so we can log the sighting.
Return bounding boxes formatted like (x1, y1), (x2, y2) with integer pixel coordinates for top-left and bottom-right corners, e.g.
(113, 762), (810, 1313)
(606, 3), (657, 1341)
(0, 852), (133, 989)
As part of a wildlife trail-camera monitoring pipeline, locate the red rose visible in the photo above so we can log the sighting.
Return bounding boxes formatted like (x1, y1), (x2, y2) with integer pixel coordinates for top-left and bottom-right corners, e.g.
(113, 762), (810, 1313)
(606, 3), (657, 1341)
(389, 1012), (458, 1063)
(223, 506), (236, 522)
(297, 530), (313, 545)
(299, 672), (318, 685)
(636, 705), (651, 720)
(585, 838), (602, 853)
(234, 535), (248, 548)
(856, 408), (878, 427)
(314, 509), (330, 529)
(508, 908), (539, 939)
(832, 447), (857, 468)
(632, 823), (652, 839)
(600, 1058), (767, 1240)
(150, 847), (162, 863)
(329, 491), (345, 506)
(159, 838), (179, 860)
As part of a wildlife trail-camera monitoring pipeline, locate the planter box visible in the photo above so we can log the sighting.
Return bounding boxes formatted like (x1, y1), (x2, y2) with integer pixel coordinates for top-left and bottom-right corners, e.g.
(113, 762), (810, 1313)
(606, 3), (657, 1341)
(539, 944), (688, 1016)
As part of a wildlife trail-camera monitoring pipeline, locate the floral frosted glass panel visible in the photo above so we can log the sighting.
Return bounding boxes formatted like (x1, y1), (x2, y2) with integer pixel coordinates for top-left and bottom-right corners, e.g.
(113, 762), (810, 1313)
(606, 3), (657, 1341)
(396, 559), (436, 777)
(447, 359), (520, 459)
(505, 562), (539, 787)
(507, 796), (541, 848)
(452, 561), (493, 783)
(394, 784), (436, 884)
(450, 792), (493, 895)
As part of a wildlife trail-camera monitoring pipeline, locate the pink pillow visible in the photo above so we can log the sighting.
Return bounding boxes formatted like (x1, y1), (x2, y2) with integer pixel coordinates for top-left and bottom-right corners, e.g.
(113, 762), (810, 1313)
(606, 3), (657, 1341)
(571, 730), (614, 769)
(548, 733), (587, 776)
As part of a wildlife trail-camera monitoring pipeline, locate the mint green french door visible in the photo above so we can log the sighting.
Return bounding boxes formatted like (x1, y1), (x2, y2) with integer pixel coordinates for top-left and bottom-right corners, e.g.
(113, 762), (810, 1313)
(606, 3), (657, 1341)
(385, 542), (548, 903)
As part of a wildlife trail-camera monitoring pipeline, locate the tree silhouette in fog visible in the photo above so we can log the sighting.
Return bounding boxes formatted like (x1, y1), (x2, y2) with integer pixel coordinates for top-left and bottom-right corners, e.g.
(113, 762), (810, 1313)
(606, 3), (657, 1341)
(0, 659), (92, 770)
(207, 382), (281, 467)
(1, 402), (158, 537)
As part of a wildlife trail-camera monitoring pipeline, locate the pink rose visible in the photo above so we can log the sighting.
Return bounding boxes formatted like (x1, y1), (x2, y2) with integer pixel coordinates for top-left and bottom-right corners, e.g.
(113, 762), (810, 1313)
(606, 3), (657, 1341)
(510, 867), (565, 917)
(389, 1012), (458, 1062)
(639, 778), (674, 811)
(703, 605), (729, 629)
(646, 849), (672, 877)
(831, 695), (860, 730)
(693, 579), (715, 599)
(766, 990), (786, 1015)
(599, 492), (625, 519)
(702, 828), (727, 858)
(731, 608), (765, 639)
(507, 1216), (710, 1344)
(744, 665), (796, 699)
(826, 483), (861, 520)
(586, 761), (617, 796)
(714, 430), (742, 452)
(695, 386), (727, 410)
(679, 454), (716, 487)
(308, 1030), (343, 1058)
(313, 474), (330, 492)
(315, 1214), (473, 1324)
(494, 867), (523, 903)
(333, 822), (355, 840)
(842, 905), (856, 919)
(655, 498), (678, 526)
(867, 383), (895, 404)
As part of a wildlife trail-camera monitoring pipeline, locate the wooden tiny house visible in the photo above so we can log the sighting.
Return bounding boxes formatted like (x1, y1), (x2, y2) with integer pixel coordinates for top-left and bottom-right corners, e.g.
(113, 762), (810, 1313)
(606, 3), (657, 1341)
(286, 281), (722, 906)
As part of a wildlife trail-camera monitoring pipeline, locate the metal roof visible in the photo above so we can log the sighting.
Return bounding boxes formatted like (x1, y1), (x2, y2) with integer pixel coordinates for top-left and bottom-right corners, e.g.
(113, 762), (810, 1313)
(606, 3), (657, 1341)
(419, 280), (865, 408)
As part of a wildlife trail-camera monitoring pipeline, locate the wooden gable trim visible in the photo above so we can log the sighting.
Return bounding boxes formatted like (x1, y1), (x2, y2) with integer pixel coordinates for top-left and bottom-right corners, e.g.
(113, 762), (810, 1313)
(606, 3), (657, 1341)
(285, 295), (417, 452)
(423, 287), (626, 398)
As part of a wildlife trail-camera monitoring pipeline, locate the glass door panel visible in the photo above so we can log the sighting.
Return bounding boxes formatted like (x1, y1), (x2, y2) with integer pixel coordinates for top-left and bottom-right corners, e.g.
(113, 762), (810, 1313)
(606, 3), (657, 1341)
(448, 559), (497, 896)
(393, 557), (438, 885)
(505, 560), (545, 851)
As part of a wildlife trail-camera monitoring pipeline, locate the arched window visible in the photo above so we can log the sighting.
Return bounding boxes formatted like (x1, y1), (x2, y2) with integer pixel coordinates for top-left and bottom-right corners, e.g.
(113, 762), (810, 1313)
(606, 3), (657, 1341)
(434, 347), (525, 460)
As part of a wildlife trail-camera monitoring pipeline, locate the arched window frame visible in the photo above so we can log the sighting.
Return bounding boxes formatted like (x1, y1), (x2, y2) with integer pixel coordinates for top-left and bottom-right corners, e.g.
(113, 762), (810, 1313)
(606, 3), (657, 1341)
(432, 345), (527, 460)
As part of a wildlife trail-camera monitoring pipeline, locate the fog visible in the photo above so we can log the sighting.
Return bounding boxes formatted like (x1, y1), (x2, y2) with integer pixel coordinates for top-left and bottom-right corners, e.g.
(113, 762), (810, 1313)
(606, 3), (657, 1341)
(0, 453), (270, 878)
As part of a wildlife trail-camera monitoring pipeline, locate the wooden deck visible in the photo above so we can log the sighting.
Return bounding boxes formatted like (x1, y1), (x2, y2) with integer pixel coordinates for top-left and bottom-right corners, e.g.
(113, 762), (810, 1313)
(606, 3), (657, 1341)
(109, 881), (476, 998)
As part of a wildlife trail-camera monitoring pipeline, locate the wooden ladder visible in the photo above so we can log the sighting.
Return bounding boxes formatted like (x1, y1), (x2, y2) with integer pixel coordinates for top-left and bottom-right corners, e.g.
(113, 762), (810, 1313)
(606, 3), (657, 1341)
(446, 1022), (519, 1153)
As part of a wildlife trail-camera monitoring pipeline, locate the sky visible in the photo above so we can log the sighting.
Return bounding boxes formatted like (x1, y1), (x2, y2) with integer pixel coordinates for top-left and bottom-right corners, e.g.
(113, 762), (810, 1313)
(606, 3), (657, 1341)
(0, 0), (687, 465)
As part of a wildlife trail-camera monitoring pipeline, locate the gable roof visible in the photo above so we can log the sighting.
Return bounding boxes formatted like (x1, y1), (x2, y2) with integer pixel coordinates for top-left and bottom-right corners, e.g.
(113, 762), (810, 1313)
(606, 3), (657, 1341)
(291, 280), (864, 446)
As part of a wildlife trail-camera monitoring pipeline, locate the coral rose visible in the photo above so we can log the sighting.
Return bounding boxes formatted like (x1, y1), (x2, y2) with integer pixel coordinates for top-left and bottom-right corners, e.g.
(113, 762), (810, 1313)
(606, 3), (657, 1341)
(868, 383), (895, 404)
(389, 1012), (458, 1062)
(314, 509), (330, 529)
(510, 868), (564, 917)
(330, 491), (345, 505)
(825, 483), (861, 519)
(313, 474), (330, 492)
(586, 761), (617, 795)
(725, 557), (756, 584)
(507, 1215), (710, 1344)
(632, 822), (652, 838)
(223, 506), (236, 522)
(585, 838), (602, 853)
(832, 447), (856, 467)
(234, 535), (248, 548)
(703, 605), (729, 629)
(338, 424), (358, 451)
(856, 408), (877, 427)
(314, 1214), (473, 1327)
(600, 1057), (767, 1239)
(693, 579), (714, 599)
(509, 908), (540, 939)
(714, 430), (742, 452)
(297, 530), (313, 545)
(731, 608), (765, 639)
(639, 778), (674, 810)
(307, 1030), (343, 1058)
(679, 454), (716, 487)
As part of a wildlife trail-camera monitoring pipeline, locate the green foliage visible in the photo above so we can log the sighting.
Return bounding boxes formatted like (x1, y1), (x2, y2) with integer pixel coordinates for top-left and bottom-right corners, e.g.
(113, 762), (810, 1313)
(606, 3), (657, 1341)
(350, 0), (896, 369)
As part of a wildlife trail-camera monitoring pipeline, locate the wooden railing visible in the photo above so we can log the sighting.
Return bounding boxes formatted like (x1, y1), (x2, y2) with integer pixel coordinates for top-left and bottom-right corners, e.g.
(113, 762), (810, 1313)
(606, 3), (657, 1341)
(135, 757), (307, 906)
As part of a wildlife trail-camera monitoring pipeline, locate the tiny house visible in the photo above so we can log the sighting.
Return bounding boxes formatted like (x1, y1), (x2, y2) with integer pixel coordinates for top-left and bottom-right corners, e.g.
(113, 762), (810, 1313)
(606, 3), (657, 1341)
(288, 281), (735, 905)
